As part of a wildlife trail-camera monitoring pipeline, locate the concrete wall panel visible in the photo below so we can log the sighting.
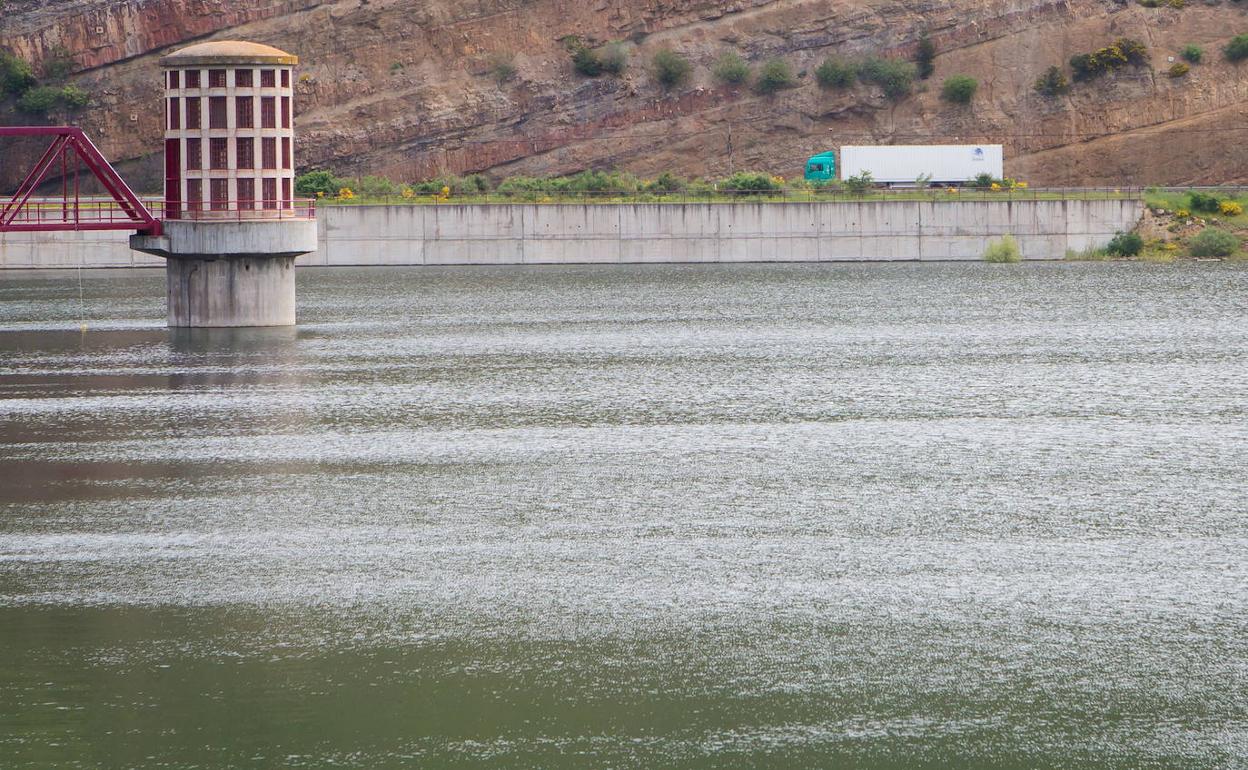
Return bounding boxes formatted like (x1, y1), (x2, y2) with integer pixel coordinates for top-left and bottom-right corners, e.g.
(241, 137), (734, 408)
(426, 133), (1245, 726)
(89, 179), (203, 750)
(4, 199), (1144, 268)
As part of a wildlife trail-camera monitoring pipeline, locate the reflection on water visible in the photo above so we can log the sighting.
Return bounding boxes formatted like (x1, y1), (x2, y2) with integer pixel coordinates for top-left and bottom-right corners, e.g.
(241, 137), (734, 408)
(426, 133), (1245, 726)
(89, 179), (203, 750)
(1, 263), (1246, 769)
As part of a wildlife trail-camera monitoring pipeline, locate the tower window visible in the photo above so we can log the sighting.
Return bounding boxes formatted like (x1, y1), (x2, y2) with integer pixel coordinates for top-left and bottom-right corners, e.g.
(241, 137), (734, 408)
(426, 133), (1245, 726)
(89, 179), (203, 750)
(208, 96), (228, 129)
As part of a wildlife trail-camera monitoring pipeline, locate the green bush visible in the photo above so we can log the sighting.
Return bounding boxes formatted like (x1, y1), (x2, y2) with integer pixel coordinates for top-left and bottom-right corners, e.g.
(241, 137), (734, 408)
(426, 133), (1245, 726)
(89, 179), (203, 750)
(1180, 44), (1204, 64)
(295, 170), (348, 197)
(858, 56), (917, 100)
(843, 170), (874, 194)
(599, 44), (628, 75)
(652, 48), (691, 88)
(41, 46), (76, 81)
(16, 85), (61, 114)
(719, 171), (781, 194)
(983, 235), (1022, 263)
(971, 172), (999, 189)
(712, 51), (750, 85)
(571, 44), (602, 77)
(1033, 65), (1070, 96)
(941, 74), (978, 103)
(357, 175), (399, 197)
(1188, 191), (1222, 213)
(0, 51), (36, 95)
(59, 84), (89, 109)
(1070, 38), (1149, 80)
(1189, 228), (1240, 257)
(814, 57), (856, 89)
(1168, 61), (1190, 78)
(643, 172), (686, 194)
(1225, 34), (1248, 63)
(753, 58), (796, 94)
(488, 52), (517, 84)
(916, 34), (936, 79)
(1106, 231), (1144, 257)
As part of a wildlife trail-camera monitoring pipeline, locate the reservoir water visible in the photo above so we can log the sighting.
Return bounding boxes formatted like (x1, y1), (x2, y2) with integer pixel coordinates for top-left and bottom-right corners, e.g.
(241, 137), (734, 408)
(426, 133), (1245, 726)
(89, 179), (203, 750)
(1, 262), (1246, 768)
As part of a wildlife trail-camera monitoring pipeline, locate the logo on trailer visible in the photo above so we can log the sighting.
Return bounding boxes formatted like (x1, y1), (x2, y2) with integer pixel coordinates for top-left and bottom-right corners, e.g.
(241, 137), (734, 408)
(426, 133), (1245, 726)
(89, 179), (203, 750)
(972, 147), (985, 162)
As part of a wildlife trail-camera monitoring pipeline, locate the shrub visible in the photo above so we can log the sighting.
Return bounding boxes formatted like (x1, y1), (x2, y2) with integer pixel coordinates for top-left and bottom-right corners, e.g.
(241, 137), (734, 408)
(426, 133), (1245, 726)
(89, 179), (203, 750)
(59, 84), (89, 109)
(571, 44), (602, 77)
(720, 171), (781, 193)
(1220, 200), (1244, 216)
(652, 48), (691, 88)
(357, 175), (399, 197)
(488, 52), (517, 84)
(712, 51), (750, 85)
(1168, 62), (1190, 78)
(1188, 191), (1222, 213)
(1106, 231), (1144, 257)
(1034, 66), (1070, 96)
(0, 51), (36, 95)
(1070, 38), (1149, 80)
(1225, 34), (1248, 63)
(295, 170), (348, 197)
(643, 172), (686, 194)
(754, 58), (796, 94)
(983, 235), (1022, 263)
(916, 34), (936, 79)
(16, 85), (61, 114)
(941, 74), (977, 103)
(599, 43), (628, 75)
(1069, 53), (1098, 81)
(858, 56), (917, 100)
(814, 57), (856, 89)
(843, 170), (874, 194)
(41, 46), (76, 81)
(1189, 228), (1240, 257)
(1181, 44), (1204, 64)
(971, 172), (1000, 189)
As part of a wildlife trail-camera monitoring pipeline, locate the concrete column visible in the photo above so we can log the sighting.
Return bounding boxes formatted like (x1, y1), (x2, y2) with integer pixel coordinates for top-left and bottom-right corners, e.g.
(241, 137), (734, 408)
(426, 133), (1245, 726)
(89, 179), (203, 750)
(165, 255), (295, 327)
(132, 218), (316, 327)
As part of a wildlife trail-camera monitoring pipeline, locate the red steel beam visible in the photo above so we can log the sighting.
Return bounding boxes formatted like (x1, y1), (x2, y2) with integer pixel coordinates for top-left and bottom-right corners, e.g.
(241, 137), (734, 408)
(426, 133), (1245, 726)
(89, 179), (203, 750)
(0, 126), (161, 235)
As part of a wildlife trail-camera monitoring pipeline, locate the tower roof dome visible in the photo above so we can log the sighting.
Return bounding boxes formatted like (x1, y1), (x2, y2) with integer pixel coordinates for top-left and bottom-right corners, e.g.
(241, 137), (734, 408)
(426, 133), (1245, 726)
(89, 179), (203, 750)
(161, 41), (297, 67)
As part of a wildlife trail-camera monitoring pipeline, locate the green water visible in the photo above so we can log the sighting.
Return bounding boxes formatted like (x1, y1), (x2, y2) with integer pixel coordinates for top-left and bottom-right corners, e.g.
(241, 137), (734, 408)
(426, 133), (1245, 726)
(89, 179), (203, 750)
(1, 262), (1246, 768)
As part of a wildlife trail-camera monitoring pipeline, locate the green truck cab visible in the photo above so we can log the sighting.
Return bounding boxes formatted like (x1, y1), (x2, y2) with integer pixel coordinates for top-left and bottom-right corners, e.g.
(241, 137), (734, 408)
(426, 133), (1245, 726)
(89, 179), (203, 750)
(804, 152), (836, 182)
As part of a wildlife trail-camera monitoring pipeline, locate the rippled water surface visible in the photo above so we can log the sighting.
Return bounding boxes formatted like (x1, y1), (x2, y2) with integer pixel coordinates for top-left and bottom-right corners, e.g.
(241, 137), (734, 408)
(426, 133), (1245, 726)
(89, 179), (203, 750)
(1, 262), (1246, 768)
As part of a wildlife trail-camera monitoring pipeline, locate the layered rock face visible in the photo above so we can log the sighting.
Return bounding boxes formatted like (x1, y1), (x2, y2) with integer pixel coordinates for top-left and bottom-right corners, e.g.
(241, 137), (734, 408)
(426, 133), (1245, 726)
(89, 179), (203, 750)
(2, 0), (1247, 190)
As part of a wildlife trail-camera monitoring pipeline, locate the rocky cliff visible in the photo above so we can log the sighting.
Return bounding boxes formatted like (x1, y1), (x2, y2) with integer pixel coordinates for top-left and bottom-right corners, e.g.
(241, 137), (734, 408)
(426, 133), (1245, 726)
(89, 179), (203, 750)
(2, 0), (1248, 190)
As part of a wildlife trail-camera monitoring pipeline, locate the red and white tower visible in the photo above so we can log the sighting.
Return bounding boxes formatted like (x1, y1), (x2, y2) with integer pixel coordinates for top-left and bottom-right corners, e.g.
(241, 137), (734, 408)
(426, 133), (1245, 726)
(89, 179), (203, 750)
(160, 41), (298, 217)
(132, 40), (316, 327)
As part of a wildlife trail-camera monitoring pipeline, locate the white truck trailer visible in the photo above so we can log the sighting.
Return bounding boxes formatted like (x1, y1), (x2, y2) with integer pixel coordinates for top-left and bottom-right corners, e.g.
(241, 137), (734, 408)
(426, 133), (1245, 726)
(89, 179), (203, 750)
(839, 144), (1004, 186)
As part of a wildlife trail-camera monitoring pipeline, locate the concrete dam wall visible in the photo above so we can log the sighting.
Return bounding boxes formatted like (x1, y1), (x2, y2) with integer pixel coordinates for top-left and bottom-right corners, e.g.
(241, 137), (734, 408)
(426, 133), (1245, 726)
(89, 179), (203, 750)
(1, 199), (1144, 269)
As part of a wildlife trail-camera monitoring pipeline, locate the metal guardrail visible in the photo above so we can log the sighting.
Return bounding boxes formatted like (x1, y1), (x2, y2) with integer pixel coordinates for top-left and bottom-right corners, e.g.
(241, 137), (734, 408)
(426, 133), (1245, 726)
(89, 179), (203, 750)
(4, 197), (316, 227)
(148, 198), (317, 221)
(309, 186), (1248, 205)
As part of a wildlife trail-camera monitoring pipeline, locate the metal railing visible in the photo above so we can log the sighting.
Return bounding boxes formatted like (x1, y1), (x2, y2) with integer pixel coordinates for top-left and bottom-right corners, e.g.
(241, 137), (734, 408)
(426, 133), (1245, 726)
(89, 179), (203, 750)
(312, 185), (1204, 206)
(3, 197), (161, 229)
(1, 197), (316, 228)
(146, 198), (317, 221)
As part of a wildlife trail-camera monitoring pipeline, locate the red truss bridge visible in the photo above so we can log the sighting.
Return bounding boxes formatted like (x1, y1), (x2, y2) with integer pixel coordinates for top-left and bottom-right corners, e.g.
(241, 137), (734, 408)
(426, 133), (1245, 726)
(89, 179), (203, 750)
(0, 126), (162, 236)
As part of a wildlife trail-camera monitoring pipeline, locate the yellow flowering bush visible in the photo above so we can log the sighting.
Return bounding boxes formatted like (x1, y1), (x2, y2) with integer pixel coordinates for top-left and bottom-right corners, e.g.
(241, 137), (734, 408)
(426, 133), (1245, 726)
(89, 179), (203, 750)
(990, 182), (1002, 191)
(1219, 200), (1243, 216)
(337, 187), (355, 200)
(1176, 209), (1190, 219)
(401, 186), (415, 199)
